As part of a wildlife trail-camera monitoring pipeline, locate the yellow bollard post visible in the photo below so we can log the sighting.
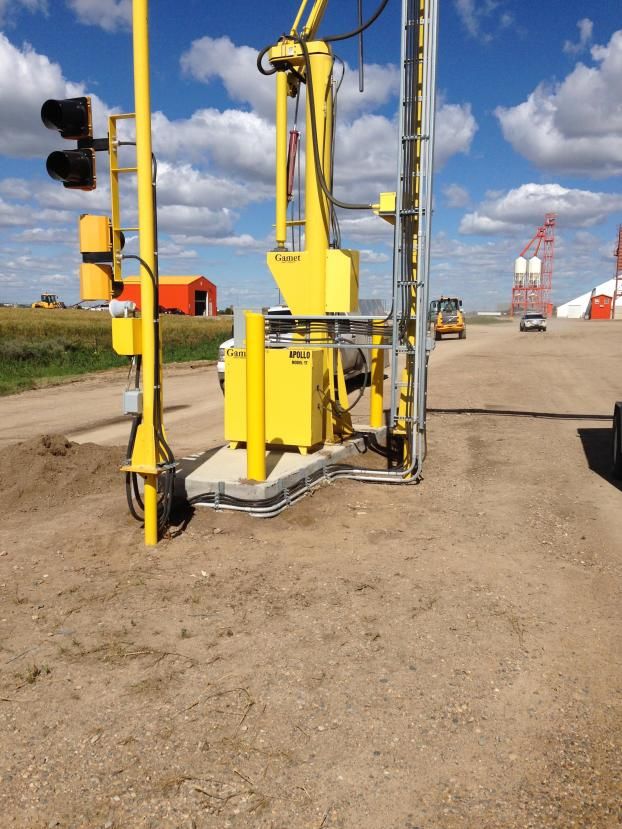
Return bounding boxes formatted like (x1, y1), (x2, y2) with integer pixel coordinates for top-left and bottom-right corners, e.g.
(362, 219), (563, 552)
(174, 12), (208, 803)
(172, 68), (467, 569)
(246, 312), (266, 482)
(132, 0), (159, 545)
(370, 322), (384, 428)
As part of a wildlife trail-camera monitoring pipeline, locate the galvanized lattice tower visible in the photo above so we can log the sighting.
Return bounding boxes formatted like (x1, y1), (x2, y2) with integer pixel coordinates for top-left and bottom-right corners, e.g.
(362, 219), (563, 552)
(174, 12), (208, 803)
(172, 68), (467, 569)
(388, 0), (438, 469)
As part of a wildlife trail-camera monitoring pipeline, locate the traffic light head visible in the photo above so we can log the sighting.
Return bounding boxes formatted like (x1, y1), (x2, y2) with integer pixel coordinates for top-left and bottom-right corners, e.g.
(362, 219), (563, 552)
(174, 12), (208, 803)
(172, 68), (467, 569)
(78, 214), (123, 301)
(41, 97), (92, 140)
(46, 148), (95, 190)
(41, 96), (96, 190)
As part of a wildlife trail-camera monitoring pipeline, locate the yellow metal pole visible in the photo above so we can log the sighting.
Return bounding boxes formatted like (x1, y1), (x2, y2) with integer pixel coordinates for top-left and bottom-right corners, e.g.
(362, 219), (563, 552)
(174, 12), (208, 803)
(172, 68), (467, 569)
(304, 46), (332, 314)
(275, 71), (288, 250)
(245, 312), (266, 482)
(370, 324), (384, 428)
(132, 0), (159, 545)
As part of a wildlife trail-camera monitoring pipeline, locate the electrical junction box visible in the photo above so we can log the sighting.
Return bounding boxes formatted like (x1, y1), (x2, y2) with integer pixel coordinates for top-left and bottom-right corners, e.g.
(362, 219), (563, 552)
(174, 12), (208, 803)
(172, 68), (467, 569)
(224, 347), (323, 450)
(123, 388), (143, 415)
(325, 248), (359, 313)
(112, 317), (142, 356)
(375, 191), (396, 226)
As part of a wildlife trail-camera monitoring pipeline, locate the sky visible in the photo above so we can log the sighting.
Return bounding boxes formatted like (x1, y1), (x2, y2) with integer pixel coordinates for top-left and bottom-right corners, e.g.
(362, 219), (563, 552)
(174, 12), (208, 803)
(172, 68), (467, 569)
(1, 0), (622, 311)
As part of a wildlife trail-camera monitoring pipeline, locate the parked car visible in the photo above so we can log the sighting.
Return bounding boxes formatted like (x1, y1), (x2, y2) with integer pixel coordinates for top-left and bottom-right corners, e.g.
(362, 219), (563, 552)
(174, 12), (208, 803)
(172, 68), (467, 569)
(519, 312), (547, 332)
(217, 305), (370, 392)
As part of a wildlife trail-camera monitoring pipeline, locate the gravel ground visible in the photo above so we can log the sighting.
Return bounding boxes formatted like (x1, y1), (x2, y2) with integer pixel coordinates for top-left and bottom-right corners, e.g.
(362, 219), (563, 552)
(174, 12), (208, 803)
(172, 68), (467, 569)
(0, 319), (621, 828)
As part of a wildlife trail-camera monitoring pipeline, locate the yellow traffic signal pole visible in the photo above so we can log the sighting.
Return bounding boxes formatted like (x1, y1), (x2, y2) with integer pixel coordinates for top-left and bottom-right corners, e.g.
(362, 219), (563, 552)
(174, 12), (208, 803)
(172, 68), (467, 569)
(132, 0), (159, 545)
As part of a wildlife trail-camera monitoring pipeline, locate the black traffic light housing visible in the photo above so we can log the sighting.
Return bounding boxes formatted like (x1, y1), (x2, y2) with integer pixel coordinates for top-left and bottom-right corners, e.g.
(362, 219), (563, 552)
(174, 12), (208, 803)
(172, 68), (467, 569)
(46, 148), (96, 190)
(41, 96), (107, 191)
(41, 97), (92, 139)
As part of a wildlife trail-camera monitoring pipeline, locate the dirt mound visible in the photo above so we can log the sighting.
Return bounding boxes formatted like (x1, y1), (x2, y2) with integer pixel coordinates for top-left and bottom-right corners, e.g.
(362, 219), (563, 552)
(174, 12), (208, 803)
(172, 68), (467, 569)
(2, 434), (123, 513)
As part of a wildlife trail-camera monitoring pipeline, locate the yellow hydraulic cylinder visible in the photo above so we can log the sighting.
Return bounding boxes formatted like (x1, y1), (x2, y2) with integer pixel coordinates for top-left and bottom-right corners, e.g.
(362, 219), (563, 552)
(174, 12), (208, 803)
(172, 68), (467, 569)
(275, 70), (288, 250)
(245, 312), (266, 482)
(370, 326), (384, 428)
(132, 0), (159, 545)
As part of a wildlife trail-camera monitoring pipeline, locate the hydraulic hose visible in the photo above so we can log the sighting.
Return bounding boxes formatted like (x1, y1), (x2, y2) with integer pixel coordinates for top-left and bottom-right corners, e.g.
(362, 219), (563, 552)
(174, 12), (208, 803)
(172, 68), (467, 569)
(295, 34), (373, 211)
(323, 0), (391, 43)
(257, 43), (278, 75)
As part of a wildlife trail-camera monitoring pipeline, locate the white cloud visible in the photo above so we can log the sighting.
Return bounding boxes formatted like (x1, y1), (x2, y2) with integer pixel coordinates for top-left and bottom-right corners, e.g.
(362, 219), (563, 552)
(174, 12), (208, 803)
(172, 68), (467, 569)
(332, 102), (476, 203)
(67, 0), (131, 32)
(156, 204), (236, 237)
(496, 30), (622, 176)
(0, 33), (113, 158)
(181, 35), (400, 122)
(12, 227), (68, 243)
(360, 249), (390, 264)
(180, 36), (275, 119)
(454, 0), (512, 42)
(170, 232), (270, 253)
(0, 178), (31, 200)
(459, 183), (622, 235)
(443, 183), (470, 208)
(0, 0), (47, 26)
(435, 102), (477, 167)
(155, 161), (269, 210)
(335, 62), (400, 120)
(0, 195), (72, 227)
(563, 18), (593, 55)
(152, 108), (275, 184)
(339, 215), (394, 246)
(177, 34), (475, 204)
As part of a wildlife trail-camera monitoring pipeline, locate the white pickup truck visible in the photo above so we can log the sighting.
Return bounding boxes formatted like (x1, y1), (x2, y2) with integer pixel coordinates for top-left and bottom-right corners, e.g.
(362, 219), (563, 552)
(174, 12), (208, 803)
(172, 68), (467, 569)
(217, 305), (368, 391)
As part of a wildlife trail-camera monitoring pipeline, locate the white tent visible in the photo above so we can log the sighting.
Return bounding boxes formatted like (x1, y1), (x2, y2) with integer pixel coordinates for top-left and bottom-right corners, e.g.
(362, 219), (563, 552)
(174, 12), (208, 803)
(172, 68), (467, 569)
(557, 278), (622, 318)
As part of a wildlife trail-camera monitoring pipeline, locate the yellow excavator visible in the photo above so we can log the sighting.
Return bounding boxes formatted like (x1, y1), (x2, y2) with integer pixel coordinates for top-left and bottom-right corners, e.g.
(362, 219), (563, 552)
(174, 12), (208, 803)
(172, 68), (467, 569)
(31, 293), (66, 309)
(431, 296), (466, 340)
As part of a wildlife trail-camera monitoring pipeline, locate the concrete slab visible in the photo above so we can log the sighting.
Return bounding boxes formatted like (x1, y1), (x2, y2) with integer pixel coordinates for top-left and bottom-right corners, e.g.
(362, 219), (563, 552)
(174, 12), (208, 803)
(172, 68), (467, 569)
(176, 427), (386, 504)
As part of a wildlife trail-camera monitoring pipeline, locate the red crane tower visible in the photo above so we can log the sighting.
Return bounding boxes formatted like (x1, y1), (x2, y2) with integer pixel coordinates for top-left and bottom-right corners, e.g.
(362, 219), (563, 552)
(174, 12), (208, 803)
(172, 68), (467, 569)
(612, 225), (622, 320)
(511, 213), (556, 317)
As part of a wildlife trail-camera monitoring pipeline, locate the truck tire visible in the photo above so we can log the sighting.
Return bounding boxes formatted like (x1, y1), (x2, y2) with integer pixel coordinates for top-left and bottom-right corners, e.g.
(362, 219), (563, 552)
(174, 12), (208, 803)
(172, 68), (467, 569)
(613, 403), (622, 479)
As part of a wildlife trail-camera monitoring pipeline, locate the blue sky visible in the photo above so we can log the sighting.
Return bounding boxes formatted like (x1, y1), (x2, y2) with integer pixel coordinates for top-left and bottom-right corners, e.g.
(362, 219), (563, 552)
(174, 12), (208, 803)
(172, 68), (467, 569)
(1, 0), (622, 310)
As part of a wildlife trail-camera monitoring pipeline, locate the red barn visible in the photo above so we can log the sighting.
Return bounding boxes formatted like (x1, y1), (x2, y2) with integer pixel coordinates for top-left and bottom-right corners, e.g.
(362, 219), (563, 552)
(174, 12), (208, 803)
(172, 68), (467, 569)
(118, 275), (217, 316)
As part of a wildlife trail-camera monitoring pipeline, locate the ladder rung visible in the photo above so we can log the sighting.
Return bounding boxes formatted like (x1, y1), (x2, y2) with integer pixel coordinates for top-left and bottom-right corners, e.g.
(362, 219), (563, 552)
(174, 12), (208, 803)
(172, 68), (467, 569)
(111, 167), (138, 173)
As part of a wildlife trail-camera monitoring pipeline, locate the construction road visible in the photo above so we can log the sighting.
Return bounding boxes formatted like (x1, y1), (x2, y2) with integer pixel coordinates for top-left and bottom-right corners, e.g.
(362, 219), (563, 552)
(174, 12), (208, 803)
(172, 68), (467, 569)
(0, 319), (544, 454)
(1, 318), (621, 828)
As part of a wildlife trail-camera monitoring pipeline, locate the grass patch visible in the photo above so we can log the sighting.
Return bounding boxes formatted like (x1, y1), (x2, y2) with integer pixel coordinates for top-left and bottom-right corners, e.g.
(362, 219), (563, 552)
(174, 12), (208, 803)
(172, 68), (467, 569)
(0, 308), (233, 396)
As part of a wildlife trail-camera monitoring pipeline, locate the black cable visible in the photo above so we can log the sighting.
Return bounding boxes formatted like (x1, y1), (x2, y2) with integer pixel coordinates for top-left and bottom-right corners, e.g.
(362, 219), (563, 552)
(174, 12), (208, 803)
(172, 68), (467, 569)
(323, 0), (391, 43)
(122, 251), (176, 532)
(295, 34), (372, 211)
